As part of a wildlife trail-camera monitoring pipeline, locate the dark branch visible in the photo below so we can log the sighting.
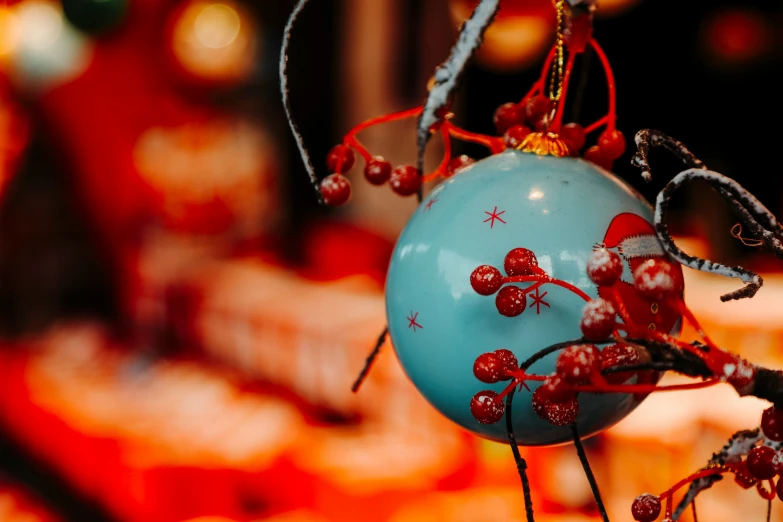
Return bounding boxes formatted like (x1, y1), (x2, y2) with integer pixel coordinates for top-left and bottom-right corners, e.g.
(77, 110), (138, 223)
(571, 423), (610, 522)
(351, 327), (388, 393)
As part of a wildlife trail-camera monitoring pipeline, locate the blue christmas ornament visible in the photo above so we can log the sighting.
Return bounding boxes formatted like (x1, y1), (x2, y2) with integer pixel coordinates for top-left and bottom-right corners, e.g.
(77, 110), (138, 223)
(385, 150), (680, 445)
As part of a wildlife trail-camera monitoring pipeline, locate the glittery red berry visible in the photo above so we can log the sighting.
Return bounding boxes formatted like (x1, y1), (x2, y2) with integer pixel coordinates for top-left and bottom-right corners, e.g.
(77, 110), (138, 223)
(494, 349), (518, 375)
(584, 145), (613, 171)
(747, 446), (777, 480)
(504, 124), (532, 149)
(495, 286), (526, 317)
(580, 298), (617, 341)
(470, 390), (505, 424)
(364, 156), (392, 185)
(320, 173), (351, 206)
(733, 460), (755, 489)
(525, 95), (554, 130)
(470, 265), (503, 296)
(541, 374), (576, 404)
(633, 259), (684, 302)
(600, 343), (640, 384)
(473, 352), (504, 383)
(326, 144), (355, 173)
(390, 165), (422, 196)
(761, 407), (783, 441)
(493, 102), (525, 135)
(598, 128), (626, 159)
(631, 493), (661, 522)
(560, 122), (586, 153)
(532, 386), (578, 426)
(504, 248), (539, 277)
(446, 155), (475, 177)
(556, 344), (600, 384)
(587, 248), (624, 287)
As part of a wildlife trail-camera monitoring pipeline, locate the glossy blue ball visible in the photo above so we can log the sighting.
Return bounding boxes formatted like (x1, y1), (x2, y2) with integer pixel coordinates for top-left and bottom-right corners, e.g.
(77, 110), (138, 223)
(385, 150), (673, 445)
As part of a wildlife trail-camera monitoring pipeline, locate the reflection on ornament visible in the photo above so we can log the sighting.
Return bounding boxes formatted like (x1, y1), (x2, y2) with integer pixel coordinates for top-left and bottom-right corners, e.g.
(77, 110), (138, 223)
(133, 119), (278, 234)
(449, 0), (554, 71)
(5, 0), (92, 91)
(169, 0), (256, 84)
(385, 150), (677, 444)
(61, 0), (127, 35)
(701, 8), (771, 67)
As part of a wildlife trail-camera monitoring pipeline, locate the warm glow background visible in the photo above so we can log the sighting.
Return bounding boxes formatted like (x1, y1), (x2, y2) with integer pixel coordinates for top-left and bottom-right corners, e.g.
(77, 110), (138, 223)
(1, 1), (782, 521)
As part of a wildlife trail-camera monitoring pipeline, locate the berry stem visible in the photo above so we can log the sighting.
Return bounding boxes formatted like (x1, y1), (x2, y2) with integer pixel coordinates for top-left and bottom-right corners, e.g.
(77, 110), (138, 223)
(501, 275), (591, 301)
(423, 126), (453, 182)
(589, 39), (617, 129)
(584, 115), (609, 134)
(345, 134), (373, 163)
(572, 378), (720, 395)
(552, 51), (577, 132)
(442, 121), (504, 152)
(659, 467), (730, 499)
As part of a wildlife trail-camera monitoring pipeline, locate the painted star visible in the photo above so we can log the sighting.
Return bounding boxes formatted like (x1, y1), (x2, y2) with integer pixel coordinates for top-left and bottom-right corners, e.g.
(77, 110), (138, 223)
(425, 198), (438, 211)
(483, 206), (506, 228)
(529, 287), (550, 314)
(407, 311), (423, 332)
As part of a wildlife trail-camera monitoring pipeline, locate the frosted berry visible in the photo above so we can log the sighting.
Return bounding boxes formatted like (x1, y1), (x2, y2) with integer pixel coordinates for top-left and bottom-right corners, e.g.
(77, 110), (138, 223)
(532, 386), (578, 426)
(493, 103), (524, 134)
(320, 174), (351, 206)
(494, 349), (519, 375)
(761, 407), (783, 441)
(473, 352), (504, 383)
(600, 343), (640, 384)
(587, 248), (624, 286)
(446, 155), (475, 177)
(560, 122), (586, 153)
(504, 248), (539, 277)
(633, 259), (683, 302)
(326, 144), (355, 173)
(495, 286), (526, 317)
(580, 298), (617, 341)
(772, 450), (783, 476)
(364, 157), (392, 185)
(598, 128), (626, 159)
(746, 445), (776, 480)
(390, 165), (422, 196)
(541, 374), (576, 404)
(584, 145), (613, 171)
(525, 95), (554, 130)
(504, 124), (532, 149)
(470, 390), (505, 424)
(556, 344), (600, 384)
(631, 493), (661, 522)
(470, 265), (503, 296)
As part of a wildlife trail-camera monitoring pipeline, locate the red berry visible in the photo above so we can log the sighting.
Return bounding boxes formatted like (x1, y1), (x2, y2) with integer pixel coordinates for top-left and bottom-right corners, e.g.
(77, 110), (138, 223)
(532, 386), (578, 426)
(504, 248), (539, 277)
(320, 173), (351, 206)
(746, 446), (777, 480)
(584, 145), (614, 171)
(494, 349), (518, 375)
(600, 343), (640, 384)
(473, 352), (504, 383)
(503, 124), (532, 149)
(587, 248), (624, 287)
(470, 265), (503, 296)
(598, 128), (626, 159)
(733, 460), (755, 489)
(633, 259), (684, 302)
(541, 375), (576, 404)
(524, 95), (554, 129)
(446, 155), (475, 177)
(560, 123), (586, 153)
(580, 298), (617, 341)
(556, 344), (600, 384)
(326, 144), (355, 173)
(389, 165), (422, 196)
(631, 493), (661, 522)
(495, 286), (526, 317)
(364, 156), (392, 185)
(493, 102), (525, 134)
(761, 407), (783, 441)
(470, 390), (505, 424)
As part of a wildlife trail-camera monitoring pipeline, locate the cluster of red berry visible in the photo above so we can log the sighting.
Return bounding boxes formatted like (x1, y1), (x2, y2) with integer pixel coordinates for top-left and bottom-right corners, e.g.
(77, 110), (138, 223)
(470, 247), (546, 317)
(492, 95), (626, 171)
(631, 406), (783, 522)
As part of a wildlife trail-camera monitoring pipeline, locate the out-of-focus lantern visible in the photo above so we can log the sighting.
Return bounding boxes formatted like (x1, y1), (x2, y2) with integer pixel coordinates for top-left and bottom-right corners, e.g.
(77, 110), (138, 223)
(701, 8), (771, 67)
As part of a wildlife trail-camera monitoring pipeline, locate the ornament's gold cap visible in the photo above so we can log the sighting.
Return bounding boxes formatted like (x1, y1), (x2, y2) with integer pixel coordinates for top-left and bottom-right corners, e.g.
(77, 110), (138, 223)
(517, 132), (571, 157)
